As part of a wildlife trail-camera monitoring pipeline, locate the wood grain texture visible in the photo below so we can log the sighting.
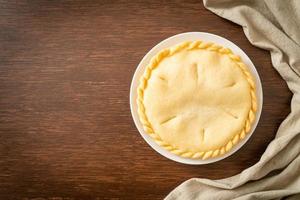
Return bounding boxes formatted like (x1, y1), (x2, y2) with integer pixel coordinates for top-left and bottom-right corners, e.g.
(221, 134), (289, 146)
(0, 0), (291, 199)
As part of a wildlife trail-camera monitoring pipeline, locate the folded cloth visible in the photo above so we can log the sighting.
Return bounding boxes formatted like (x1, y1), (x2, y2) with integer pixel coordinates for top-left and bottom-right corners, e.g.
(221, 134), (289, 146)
(166, 0), (300, 199)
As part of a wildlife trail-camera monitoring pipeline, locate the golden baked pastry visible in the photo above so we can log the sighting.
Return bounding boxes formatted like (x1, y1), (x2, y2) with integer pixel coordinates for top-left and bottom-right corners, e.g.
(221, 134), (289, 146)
(137, 40), (257, 159)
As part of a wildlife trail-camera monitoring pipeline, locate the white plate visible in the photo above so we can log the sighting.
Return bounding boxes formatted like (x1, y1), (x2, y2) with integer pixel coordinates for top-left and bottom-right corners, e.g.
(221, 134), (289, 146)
(130, 32), (263, 165)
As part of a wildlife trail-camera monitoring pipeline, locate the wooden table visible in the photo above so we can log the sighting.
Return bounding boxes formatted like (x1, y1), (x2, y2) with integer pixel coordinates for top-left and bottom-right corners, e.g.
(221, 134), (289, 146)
(0, 1), (291, 199)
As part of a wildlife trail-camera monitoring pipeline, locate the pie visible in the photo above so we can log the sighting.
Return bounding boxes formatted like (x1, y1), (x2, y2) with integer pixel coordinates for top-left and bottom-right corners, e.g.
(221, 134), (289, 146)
(137, 40), (257, 159)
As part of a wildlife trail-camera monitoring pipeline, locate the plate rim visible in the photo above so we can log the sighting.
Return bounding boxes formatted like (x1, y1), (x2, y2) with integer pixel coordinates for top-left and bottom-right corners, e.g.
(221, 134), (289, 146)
(129, 32), (263, 165)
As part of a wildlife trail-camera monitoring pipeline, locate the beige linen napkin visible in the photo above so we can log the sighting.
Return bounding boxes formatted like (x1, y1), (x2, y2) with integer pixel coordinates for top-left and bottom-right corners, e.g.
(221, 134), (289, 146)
(166, 0), (300, 199)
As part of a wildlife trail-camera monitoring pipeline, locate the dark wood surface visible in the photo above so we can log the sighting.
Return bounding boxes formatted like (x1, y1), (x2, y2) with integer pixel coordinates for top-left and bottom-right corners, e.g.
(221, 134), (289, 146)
(0, 0), (292, 199)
